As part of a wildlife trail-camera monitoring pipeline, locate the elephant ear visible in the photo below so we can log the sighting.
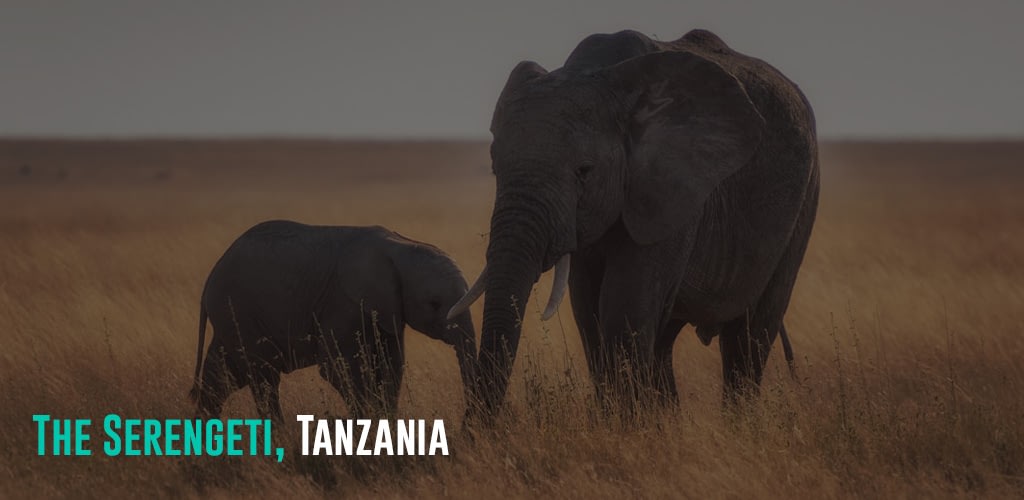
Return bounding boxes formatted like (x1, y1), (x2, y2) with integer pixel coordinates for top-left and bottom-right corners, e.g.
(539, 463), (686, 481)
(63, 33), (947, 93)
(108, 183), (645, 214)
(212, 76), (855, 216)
(491, 61), (548, 133)
(608, 51), (765, 245)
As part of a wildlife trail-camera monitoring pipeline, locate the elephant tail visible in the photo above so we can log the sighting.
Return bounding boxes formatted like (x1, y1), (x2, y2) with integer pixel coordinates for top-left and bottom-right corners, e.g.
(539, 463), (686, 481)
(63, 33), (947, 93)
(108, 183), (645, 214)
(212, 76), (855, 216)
(779, 323), (796, 380)
(189, 304), (209, 403)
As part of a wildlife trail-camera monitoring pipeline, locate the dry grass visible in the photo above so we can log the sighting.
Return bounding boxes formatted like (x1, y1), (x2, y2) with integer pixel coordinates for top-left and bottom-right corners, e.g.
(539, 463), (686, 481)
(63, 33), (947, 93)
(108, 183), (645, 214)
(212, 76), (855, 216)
(2, 140), (1023, 498)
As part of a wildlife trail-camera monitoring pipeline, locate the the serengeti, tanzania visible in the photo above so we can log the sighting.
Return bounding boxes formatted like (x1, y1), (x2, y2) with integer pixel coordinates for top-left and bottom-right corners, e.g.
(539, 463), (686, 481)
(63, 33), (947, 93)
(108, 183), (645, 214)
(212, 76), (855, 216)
(3, 2), (1023, 498)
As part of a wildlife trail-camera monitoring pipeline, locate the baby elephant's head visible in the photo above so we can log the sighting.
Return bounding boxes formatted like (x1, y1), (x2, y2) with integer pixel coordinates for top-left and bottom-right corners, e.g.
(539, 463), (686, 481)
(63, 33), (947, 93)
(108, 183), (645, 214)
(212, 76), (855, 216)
(398, 246), (479, 404)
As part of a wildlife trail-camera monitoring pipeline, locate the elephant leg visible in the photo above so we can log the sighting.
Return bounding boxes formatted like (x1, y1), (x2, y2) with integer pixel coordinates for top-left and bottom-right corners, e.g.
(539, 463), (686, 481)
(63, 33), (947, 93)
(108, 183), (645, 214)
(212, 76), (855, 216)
(597, 262), (673, 412)
(195, 337), (248, 419)
(316, 315), (402, 418)
(371, 328), (404, 416)
(718, 311), (775, 403)
(316, 325), (370, 417)
(568, 249), (606, 402)
(248, 365), (283, 423)
(319, 351), (372, 418)
(592, 226), (693, 413)
(720, 166), (819, 404)
(652, 317), (685, 407)
(354, 310), (405, 417)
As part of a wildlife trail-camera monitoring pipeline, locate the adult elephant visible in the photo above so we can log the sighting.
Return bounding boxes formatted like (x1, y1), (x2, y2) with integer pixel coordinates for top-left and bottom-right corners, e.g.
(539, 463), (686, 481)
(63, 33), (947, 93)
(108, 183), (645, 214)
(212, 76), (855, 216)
(449, 29), (819, 416)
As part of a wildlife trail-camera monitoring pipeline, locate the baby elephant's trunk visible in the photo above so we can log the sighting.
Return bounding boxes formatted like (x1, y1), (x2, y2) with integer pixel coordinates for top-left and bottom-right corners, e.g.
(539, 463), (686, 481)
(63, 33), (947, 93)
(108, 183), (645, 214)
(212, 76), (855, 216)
(448, 311), (480, 412)
(189, 304), (209, 404)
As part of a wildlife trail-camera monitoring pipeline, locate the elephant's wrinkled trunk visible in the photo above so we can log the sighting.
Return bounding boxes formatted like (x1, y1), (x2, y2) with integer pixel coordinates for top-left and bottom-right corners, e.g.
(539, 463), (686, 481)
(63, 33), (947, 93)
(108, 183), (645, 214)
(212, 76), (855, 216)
(455, 166), (577, 419)
(472, 202), (559, 416)
(475, 251), (538, 416)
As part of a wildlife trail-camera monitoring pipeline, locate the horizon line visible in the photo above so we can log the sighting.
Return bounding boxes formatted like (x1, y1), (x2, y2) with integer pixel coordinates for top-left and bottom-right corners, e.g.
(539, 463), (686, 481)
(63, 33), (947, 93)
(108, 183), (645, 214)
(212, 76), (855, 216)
(1, 134), (1023, 144)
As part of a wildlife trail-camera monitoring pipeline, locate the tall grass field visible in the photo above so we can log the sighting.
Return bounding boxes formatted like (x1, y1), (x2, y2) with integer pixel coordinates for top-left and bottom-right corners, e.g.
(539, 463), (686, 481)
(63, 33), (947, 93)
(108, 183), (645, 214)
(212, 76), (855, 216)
(2, 140), (1022, 498)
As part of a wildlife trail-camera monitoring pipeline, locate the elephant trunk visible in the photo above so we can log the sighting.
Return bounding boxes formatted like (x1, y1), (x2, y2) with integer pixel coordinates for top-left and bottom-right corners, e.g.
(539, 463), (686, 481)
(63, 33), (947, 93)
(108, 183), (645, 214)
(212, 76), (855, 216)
(475, 251), (538, 416)
(472, 199), (558, 416)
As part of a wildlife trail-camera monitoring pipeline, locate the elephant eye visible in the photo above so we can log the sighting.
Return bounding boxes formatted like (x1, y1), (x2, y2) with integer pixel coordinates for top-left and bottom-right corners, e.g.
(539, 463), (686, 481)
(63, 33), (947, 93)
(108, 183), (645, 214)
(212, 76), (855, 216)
(575, 162), (595, 182)
(429, 300), (442, 311)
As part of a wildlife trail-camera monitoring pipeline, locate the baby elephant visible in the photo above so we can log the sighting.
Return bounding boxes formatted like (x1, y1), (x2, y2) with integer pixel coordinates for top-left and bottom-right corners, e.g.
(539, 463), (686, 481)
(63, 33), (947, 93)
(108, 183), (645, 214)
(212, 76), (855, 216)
(189, 220), (478, 422)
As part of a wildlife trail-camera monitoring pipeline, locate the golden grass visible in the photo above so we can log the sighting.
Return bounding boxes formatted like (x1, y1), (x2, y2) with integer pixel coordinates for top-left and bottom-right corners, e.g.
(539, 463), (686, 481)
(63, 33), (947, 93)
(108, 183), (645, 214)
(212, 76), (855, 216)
(2, 140), (1023, 498)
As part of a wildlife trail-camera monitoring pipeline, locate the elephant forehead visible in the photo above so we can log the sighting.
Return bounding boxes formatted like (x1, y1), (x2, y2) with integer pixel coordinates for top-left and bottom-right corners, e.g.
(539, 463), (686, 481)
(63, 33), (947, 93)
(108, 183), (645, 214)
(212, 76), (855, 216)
(490, 127), (599, 165)
(497, 77), (617, 121)
(495, 96), (620, 148)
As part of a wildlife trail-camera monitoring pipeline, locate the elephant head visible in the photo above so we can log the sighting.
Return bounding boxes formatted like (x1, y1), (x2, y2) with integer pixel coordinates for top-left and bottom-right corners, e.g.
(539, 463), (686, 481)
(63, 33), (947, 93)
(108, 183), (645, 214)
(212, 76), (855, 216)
(393, 243), (479, 408)
(448, 48), (766, 415)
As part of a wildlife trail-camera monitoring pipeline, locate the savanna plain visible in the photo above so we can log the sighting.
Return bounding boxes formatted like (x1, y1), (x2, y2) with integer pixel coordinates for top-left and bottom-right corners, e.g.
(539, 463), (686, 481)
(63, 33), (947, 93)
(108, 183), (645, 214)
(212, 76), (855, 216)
(1, 140), (1022, 498)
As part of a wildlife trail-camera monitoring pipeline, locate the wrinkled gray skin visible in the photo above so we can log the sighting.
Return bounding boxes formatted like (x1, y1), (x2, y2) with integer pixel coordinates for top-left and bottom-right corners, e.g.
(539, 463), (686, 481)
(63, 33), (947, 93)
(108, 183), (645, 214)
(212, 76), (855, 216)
(190, 220), (477, 422)
(463, 29), (819, 416)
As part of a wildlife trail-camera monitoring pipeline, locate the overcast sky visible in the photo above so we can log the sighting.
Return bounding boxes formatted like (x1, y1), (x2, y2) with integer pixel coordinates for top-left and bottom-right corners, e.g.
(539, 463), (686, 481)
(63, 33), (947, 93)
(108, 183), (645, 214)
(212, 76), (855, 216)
(1, 1), (1021, 139)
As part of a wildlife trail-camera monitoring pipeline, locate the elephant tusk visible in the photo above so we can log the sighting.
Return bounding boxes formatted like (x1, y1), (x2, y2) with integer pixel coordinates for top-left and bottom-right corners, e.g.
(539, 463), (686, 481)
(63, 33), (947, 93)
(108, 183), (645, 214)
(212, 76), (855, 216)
(447, 266), (488, 321)
(541, 254), (570, 320)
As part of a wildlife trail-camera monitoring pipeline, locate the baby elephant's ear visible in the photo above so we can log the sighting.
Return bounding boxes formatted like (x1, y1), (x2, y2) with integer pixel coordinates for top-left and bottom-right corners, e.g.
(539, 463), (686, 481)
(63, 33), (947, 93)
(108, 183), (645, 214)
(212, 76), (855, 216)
(606, 51), (765, 245)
